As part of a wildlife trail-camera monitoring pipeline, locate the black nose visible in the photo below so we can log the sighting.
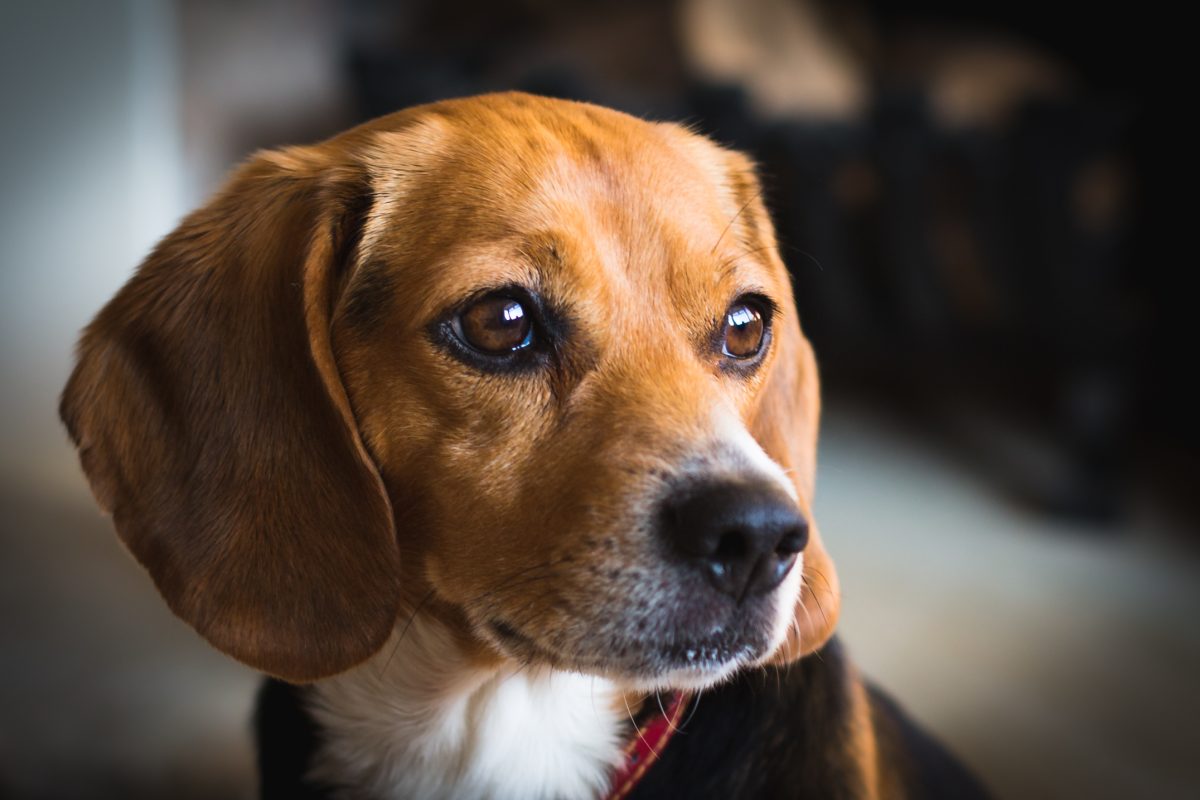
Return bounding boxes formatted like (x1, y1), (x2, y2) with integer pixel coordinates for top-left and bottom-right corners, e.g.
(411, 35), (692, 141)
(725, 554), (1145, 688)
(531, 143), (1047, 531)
(660, 481), (809, 602)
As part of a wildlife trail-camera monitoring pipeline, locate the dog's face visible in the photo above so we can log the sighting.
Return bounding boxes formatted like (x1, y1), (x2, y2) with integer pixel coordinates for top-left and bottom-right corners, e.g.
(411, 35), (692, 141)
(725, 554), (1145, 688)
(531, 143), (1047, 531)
(61, 94), (839, 687)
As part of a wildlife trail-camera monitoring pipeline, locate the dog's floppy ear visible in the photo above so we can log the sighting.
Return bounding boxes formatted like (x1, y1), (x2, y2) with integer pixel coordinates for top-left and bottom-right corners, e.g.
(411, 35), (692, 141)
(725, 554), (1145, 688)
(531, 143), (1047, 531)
(60, 146), (400, 683)
(722, 151), (842, 661)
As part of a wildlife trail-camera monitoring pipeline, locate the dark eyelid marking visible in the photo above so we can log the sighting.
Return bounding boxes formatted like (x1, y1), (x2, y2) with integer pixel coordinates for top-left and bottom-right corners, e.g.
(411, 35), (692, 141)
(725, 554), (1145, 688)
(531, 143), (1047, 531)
(340, 259), (397, 331)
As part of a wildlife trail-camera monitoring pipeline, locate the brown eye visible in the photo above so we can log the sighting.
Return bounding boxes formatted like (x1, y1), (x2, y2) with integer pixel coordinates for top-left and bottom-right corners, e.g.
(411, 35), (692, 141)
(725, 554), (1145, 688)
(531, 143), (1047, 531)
(722, 301), (766, 359)
(457, 295), (533, 354)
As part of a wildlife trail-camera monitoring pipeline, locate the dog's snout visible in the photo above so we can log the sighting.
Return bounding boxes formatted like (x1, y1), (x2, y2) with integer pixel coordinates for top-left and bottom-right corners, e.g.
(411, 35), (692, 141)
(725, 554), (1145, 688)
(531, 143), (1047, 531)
(661, 482), (808, 602)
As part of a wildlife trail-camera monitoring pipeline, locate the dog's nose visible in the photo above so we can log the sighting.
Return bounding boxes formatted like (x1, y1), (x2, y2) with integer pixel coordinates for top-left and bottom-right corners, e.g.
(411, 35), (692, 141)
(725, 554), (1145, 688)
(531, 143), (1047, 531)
(660, 482), (808, 602)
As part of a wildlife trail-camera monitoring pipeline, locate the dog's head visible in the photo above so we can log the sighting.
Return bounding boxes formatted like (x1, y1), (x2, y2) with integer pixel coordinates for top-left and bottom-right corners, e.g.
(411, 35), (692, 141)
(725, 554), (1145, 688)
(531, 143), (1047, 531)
(61, 93), (839, 688)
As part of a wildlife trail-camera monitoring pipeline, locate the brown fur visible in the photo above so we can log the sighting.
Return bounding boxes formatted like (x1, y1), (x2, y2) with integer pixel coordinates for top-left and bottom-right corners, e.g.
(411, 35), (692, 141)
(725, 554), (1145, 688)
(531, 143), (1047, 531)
(61, 93), (841, 693)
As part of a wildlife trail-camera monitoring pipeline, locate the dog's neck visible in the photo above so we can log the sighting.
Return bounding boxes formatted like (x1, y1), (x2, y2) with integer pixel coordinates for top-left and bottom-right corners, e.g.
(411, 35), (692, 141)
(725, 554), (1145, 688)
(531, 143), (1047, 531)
(306, 615), (627, 800)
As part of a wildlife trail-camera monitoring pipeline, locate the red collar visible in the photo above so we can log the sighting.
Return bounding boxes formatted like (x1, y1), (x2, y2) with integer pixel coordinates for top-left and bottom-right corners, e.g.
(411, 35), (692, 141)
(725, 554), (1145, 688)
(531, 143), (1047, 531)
(605, 692), (691, 800)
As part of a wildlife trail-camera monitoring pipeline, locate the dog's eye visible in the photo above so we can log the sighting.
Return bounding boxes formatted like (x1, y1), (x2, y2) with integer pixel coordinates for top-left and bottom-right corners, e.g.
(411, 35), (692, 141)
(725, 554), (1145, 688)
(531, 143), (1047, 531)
(456, 295), (534, 354)
(722, 301), (766, 359)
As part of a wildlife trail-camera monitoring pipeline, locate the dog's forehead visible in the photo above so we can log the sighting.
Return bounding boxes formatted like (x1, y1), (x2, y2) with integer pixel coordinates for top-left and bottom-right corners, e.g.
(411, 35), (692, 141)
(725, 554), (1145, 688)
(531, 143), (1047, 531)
(381, 95), (727, 196)
(358, 94), (780, 317)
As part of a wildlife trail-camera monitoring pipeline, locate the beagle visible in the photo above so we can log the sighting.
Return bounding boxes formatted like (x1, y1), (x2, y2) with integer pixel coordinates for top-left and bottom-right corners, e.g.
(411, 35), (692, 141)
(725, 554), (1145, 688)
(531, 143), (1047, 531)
(61, 92), (987, 799)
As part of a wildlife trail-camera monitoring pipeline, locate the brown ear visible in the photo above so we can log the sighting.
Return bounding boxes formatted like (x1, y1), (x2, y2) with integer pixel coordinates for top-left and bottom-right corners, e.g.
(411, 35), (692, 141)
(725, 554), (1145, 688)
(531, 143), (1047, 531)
(723, 151), (842, 661)
(60, 147), (400, 683)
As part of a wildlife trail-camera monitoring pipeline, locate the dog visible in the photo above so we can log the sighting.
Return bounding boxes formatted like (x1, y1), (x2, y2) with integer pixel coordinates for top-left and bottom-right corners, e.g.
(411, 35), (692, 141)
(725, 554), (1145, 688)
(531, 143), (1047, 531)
(61, 92), (987, 799)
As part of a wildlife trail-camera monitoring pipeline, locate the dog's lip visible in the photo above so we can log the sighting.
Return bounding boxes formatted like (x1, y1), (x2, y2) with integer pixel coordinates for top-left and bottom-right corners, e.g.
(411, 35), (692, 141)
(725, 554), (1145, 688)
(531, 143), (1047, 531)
(486, 618), (572, 669)
(489, 619), (534, 647)
(485, 617), (764, 676)
(658, 637), (759, 667)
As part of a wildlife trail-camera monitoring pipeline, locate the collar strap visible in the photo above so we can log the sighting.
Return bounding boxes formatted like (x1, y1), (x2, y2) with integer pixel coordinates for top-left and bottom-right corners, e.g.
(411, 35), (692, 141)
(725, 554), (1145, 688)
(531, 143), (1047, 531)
(605, 692), (692, 800)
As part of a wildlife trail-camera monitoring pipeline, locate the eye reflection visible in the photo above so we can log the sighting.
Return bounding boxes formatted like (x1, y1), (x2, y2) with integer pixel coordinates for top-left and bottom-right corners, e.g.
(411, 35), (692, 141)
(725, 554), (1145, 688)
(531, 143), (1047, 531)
(728, 306), (757, 328)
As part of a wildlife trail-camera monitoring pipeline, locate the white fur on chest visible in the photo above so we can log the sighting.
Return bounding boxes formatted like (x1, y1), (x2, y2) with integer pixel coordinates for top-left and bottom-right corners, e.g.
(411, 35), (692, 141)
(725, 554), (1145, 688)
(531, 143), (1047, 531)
(306, 618), (626, 800)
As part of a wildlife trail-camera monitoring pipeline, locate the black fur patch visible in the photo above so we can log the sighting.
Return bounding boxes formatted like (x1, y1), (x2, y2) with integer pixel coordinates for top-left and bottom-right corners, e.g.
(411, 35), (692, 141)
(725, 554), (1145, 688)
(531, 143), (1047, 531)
(254, 679), (334, 799)
(251, 639), (989, 799)
(339, 259), (397, 332)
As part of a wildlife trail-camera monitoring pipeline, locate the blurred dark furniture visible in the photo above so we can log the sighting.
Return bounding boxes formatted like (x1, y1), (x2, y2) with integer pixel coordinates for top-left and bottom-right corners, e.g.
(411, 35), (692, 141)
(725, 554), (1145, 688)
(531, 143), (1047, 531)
(337, 0), (1184, 527)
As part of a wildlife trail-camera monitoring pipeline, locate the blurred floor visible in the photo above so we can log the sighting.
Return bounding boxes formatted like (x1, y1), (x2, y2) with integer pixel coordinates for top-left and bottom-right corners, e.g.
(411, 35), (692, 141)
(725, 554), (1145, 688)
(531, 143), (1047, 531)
(0, 483), (258, 800)
(1, 403), (1197, 799)
(822, 401), (1200, 800)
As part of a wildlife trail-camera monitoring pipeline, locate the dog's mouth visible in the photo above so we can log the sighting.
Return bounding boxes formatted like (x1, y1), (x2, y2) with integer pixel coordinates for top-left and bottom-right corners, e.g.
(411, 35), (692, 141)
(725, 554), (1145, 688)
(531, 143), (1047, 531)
(485, 616), (770, 689)
(469, 523), (803, 689)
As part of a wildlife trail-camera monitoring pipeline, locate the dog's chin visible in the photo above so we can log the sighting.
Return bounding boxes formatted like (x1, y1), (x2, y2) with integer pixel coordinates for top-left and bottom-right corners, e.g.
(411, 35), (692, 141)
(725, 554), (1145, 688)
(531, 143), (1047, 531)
(482, 617), (783, 692)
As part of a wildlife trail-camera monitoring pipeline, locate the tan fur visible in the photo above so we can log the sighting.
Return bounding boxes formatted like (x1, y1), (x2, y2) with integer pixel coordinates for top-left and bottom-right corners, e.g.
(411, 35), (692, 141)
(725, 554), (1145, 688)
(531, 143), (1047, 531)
(61, 93), (840, 688)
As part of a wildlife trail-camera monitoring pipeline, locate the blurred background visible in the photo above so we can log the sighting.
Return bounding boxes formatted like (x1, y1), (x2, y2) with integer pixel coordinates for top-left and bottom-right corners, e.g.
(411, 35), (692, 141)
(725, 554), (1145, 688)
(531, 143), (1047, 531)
(1, 1), (1195, 798)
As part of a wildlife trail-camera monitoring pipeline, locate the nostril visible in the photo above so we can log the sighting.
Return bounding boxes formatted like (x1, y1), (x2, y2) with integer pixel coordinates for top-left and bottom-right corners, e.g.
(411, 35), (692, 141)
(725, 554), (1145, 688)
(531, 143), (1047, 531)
(775, 523), (809, 557)
(712, 529), (750, 562)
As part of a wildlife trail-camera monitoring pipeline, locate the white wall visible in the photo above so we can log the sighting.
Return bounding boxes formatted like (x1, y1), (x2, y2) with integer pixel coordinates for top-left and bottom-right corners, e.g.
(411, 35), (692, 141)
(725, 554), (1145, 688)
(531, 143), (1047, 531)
(0, 0), (349, 496)
(0, 0), (184, 495)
